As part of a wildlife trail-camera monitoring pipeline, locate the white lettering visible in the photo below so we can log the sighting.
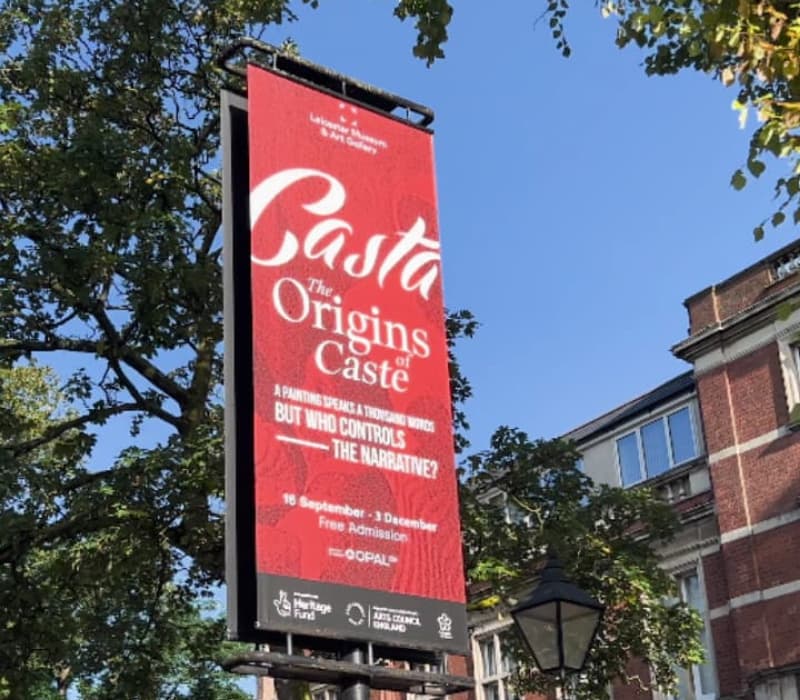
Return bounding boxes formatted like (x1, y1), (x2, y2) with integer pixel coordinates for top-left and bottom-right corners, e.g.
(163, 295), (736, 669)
(250, 169), (440, 299)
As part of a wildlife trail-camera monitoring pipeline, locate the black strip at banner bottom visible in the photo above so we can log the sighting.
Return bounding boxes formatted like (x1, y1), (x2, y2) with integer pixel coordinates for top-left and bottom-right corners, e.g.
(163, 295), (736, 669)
(257, 574), (468, 654)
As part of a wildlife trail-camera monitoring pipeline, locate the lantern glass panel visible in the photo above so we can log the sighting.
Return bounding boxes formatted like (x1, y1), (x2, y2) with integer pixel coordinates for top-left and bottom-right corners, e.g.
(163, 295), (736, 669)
(515, 601), (559, 671)
(561, 602), (601, 670)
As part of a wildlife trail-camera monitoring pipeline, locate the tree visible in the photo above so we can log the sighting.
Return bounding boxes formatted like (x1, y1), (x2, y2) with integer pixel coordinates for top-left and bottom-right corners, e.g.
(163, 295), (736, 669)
(0, 363), (249, 698)
(588, 0), (800, 240)
(461, 427), (705, 700)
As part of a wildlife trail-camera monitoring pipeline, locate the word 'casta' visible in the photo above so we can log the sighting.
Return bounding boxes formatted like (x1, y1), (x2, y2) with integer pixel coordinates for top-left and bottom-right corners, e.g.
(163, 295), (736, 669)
(250, 168), (440, 300)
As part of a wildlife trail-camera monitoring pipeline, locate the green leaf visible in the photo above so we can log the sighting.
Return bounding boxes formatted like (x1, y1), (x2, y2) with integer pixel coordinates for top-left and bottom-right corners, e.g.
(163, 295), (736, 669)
(649, 4), (665, 23)
(732, 169), (747, 190)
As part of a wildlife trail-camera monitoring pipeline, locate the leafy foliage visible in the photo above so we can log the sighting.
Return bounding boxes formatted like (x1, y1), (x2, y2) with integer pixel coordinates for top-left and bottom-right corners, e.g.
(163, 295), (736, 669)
(461, 427), (705, 700)
(446, 309), (479, 453)
(0, 365), (248, 697)
(391, 0), (800, 238)
(0, 0), (307, 694)
(394, 0), (454, 65)
(592, 0), (800, 238)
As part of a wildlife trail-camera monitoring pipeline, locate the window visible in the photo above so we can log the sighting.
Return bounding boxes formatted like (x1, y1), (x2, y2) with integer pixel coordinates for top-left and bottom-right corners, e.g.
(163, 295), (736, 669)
(486, 492), (529, 526)
(616, 406), (699, 486)
(475, 632), (518, 700)
(311, 687), (340, 700)
(669, 572), (717, 700)
(777, 339), (800, 423)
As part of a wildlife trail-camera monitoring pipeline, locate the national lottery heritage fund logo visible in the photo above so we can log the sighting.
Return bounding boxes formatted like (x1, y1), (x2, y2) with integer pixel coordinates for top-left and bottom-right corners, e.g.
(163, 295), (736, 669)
(272, 590), (332, 622)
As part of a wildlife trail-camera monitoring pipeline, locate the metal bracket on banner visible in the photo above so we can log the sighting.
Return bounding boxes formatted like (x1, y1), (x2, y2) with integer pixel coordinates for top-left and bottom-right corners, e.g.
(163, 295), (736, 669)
(222, 648), (475, 695)
(216, 37), (434, 128)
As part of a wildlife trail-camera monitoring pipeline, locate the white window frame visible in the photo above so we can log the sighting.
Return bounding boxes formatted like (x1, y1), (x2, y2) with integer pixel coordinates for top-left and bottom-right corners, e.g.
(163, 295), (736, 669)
(473, 627), (518, 700)
(789, 344), (800, 419)
(658, 569), (717, 700)
(484, 490), (530, 526)
(311, 686), (340, 700)
(776, 334), (800, 424)
(615, 403), (701, 487)
(678, 571), (717, 700)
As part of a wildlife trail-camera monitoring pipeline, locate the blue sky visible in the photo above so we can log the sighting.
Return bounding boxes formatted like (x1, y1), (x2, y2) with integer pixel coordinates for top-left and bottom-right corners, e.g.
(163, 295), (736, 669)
(263, 0), (792, 451)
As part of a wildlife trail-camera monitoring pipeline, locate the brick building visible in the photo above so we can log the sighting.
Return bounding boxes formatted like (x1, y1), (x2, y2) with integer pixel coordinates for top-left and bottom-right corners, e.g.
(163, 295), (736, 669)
(469, 241), (800, 700)
(670, 241), (800, 700)
(259, 242), (800, 700)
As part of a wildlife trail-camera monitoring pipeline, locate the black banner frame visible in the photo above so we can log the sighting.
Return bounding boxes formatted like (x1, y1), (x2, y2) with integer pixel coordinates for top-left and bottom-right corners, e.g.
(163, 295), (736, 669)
(222, 58), (468, 659)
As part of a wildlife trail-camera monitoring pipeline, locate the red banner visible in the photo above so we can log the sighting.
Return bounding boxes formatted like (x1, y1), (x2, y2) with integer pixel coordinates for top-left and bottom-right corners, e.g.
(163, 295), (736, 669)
(246, 64), (465, 648)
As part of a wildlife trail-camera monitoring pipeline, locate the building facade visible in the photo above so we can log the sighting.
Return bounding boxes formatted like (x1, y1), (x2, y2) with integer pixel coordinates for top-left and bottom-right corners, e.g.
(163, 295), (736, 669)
(470, 241), (800, 700)
(258, 242), (800, 700)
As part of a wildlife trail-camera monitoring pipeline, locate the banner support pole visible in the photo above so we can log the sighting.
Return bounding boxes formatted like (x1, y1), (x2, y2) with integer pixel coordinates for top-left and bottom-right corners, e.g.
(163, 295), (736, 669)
(342, 647), (369, 700)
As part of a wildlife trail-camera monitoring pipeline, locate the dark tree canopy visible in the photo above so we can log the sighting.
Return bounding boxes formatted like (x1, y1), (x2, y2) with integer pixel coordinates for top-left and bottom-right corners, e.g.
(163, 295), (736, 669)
(461, 428), (705, 700)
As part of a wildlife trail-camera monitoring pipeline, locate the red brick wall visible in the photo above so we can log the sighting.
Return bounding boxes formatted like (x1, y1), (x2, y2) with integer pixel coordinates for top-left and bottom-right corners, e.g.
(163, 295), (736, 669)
(695, 368), (736, 456)
(731, 602), (780, 677)
(695, 343), (787, 455)
(709, 615), (742, 696)
(707, 443), (800, 538)
(448, 654), (473, 700)
(702, 551), (730, 611)
(682, 267), (800, 699)
(708, 589), (800, 696)
(611, 659), (653, 700)
(691, 337), (800, 699)
(687, 291), (718, 335)
(706, 454), (749, 532)
(685, 265), (778, 335)
(720, 537), (762, 600)
(710, 520), (800, 601)
(762, 589), (800, 669)
(725, 344), (788, 443)
(736, 434), (800, 524)
(716, 268), (774, 325)
(764, 272), (800, 300)
(372, 690), (403, 700)
(751, 520), (800, 589)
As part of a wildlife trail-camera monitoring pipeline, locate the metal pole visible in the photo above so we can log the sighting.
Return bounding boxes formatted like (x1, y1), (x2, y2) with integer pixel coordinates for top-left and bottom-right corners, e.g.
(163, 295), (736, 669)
(342, 646), (369, 700)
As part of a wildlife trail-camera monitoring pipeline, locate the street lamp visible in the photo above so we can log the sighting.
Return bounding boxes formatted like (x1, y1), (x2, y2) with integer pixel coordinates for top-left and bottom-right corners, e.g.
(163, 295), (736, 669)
(510, 553), (603, 676)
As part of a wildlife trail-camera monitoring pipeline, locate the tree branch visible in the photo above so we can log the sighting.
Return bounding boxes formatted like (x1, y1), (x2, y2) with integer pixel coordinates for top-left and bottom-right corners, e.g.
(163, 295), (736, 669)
(4, 402), (142, 456)
(90, 302), (191, 410)
(106, 355), (183, 430)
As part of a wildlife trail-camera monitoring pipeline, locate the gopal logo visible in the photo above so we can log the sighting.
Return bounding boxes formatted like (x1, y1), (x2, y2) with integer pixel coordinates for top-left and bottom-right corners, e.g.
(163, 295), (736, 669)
(436, 613), (453, 640)
(346, 602), (366, 626)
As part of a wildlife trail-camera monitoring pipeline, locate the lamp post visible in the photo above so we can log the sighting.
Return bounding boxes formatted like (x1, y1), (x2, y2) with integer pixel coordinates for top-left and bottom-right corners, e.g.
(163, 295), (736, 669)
(510, 553), (603, 679)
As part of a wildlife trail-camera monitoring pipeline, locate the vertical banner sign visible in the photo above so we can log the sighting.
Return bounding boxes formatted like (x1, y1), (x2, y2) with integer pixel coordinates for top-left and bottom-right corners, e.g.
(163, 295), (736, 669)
(245, 63), (467, 652)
